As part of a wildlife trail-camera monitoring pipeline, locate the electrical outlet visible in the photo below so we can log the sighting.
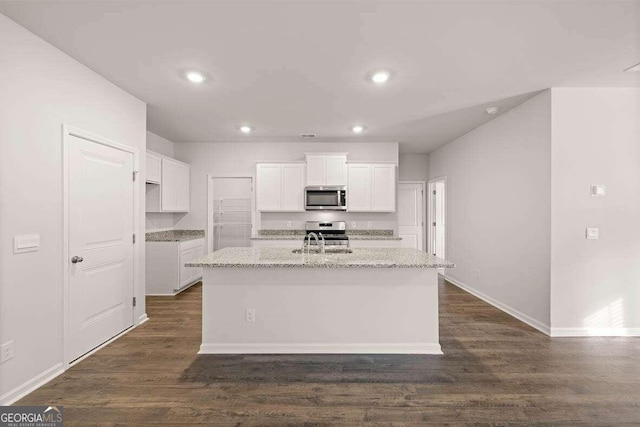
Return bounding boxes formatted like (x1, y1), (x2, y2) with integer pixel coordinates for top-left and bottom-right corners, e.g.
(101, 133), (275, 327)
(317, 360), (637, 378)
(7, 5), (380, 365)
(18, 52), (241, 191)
(475, 269), (481, 279)
(367, 221), (372, 229)
(286, 221), (292, 228)
(351, 221), (357, 229)
(1, 341), (14, 363)
(245, 308), (255, 323)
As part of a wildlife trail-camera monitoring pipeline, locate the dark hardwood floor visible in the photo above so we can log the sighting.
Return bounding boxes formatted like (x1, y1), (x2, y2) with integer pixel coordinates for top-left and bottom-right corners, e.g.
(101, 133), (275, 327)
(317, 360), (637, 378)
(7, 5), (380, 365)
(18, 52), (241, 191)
(17, 279), (640, 425)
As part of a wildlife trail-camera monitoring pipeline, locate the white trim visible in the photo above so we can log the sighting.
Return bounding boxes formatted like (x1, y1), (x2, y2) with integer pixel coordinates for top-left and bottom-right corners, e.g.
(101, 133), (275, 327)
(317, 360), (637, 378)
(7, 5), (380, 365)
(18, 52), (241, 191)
(146, 148), (190, 167)
(398, 181), (427, 252)
(444, 274), (551, 336)
(0, 363), (65, 406)
(138, 313), (149, 325)
(427, 176), (447, 259)
(550, 327), (640, 337)
(62, 125), (140, 366)
(199, 343), (443, 355)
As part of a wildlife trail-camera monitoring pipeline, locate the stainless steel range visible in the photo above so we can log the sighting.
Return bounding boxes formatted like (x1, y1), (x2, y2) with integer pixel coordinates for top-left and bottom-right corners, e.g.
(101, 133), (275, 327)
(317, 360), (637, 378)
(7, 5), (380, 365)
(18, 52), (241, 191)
(301, 221), (351, 253)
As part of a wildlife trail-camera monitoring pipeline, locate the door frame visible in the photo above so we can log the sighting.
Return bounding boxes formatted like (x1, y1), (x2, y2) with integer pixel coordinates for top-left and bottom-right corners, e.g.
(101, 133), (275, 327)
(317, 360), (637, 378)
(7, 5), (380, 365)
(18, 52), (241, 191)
(397, 181), (426, 251)
(62, 125), (140, 366)
(206, 175), (255, 253)
(427, 176), (447, 259)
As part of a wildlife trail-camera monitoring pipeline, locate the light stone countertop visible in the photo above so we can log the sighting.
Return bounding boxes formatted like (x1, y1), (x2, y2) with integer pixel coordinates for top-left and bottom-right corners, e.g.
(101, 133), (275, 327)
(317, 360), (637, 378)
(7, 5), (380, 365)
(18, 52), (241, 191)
(186, 247), (454, 269)
(146, 230), (205, 242)
(251, 229), (402, 241)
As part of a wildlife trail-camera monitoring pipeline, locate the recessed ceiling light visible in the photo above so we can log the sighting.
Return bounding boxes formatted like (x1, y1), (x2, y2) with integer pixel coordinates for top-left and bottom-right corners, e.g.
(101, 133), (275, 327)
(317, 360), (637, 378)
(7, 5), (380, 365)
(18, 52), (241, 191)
(371, 70), (391, 84)
(185, 71), (206, 83)
(486, 106), (499, 115)
(239, 125), (252, 134)
(625, 62), (640, 72)
(351, 125), (365, 134)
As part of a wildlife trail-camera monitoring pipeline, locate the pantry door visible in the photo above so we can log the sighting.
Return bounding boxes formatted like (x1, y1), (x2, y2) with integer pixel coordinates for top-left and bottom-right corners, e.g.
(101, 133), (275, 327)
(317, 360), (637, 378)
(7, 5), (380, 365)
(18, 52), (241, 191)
(66, 129), (136, 363)
(398, 182), (425, 250)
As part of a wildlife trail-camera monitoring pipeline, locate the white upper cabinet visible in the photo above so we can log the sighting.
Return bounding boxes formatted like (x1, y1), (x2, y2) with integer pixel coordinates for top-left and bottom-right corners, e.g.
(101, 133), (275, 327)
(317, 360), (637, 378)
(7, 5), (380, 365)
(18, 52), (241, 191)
(161, 158), (190, 212)
(256, 163), (305, 212)
(347, 163), (396, 212)
(305, 154), (347, 186)
(146, 151), (161, 184)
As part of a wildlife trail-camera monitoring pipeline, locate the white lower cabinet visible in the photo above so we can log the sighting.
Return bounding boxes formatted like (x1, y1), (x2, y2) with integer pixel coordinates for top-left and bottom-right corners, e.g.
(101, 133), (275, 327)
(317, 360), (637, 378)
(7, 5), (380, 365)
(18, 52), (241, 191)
(146, 238), (204, 295)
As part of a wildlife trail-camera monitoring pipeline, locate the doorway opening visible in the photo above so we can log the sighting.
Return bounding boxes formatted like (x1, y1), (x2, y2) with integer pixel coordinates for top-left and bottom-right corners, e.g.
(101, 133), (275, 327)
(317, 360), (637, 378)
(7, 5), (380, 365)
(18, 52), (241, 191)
(428, 177), (446, 259)
(207, 176), (254, 253)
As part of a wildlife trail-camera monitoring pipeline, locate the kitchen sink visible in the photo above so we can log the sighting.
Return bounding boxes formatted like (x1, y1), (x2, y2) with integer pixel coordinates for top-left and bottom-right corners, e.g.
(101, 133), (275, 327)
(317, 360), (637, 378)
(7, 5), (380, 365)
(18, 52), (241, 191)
(292, 248), (353, 254)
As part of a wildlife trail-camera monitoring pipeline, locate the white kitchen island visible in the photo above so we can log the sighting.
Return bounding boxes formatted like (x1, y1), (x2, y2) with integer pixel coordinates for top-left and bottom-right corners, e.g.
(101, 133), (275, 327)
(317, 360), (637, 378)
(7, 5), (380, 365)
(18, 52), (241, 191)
(186, 247), (454, 355)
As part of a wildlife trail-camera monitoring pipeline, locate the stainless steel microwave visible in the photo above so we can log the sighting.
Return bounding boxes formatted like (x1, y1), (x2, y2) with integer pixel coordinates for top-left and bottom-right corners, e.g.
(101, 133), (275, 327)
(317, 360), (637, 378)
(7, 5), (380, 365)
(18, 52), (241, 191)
(305, 186), (347, 211)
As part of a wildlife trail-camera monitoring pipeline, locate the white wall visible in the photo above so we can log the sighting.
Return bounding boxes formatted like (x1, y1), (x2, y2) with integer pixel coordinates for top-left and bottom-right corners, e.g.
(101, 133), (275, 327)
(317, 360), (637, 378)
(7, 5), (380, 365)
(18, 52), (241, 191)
(428, 91), (552, 332)
(550, 88), (640, 335)
(399, 153), (428, 182)
(147, 131), (174, 157)
(0, 15), (147, 403)
(174, 142), (399, 231)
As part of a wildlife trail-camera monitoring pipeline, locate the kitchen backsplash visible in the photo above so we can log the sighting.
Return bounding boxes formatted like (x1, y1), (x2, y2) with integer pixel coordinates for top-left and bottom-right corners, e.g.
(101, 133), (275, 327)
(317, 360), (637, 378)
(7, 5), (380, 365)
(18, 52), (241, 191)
(259, 211), (397, 233)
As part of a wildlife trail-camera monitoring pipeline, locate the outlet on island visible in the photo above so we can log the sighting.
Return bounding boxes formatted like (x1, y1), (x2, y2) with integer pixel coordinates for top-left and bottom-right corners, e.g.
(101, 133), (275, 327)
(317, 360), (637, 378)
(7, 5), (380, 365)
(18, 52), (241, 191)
(245, 308), (256, 323)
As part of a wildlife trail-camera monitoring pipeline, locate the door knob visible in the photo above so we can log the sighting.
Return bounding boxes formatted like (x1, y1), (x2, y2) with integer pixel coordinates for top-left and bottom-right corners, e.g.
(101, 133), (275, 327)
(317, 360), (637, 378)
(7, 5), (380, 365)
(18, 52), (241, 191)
(71, 256), (84, 263)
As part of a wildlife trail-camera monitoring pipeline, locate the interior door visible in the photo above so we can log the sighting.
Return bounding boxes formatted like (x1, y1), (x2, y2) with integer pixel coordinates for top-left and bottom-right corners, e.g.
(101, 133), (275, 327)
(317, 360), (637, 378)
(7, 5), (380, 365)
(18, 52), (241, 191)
(432, 181), (446, 258)
(68, 134), (134, 362)
(398, 182), (424, 250)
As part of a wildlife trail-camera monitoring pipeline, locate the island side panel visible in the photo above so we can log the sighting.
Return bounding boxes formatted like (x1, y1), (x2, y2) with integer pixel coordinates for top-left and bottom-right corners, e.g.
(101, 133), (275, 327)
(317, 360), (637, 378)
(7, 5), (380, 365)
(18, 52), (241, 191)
(200, 267), (441, 354)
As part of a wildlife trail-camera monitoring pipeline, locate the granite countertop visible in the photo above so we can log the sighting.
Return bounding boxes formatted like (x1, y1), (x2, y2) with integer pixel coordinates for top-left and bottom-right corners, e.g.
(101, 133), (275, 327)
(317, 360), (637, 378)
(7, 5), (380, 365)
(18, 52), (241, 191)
(251, 229), (402, 241)
(146, 230), (205, 242)
(186, 247), (454, 269)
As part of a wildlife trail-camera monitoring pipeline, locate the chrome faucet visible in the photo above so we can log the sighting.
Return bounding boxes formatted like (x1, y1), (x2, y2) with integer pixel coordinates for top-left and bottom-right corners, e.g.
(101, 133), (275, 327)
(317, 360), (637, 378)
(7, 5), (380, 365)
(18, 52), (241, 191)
(304, 232), (319, 254)
(318, 232), (326, 254)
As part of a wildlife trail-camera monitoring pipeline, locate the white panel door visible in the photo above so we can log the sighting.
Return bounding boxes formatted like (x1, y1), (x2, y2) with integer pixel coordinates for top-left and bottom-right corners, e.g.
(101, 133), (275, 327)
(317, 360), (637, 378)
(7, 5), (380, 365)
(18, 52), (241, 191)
(325, 155), (347, 186)
(256, 164), (282, 211)
(347, 164), (372, 211)
(372, 164), (396, 212)
(281, 164), (305, 211)
(434, 182), (446, 258)
(305, 156), (325, 186)
(398, 183), (424, 250)
(68, 135), (134, 362)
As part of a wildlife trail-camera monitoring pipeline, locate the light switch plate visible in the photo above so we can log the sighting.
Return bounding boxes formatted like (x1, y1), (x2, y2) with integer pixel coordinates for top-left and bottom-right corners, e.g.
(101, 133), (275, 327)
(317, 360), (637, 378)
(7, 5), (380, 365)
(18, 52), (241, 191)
(14, 234), (40, 254)
(590, 185), (606, 196)
(586, 227), (599, 240)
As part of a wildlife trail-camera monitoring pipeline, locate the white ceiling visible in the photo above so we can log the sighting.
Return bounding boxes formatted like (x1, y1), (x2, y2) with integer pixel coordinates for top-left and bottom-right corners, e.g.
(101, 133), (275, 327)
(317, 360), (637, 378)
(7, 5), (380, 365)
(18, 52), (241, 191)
(1, 1), (639, 153)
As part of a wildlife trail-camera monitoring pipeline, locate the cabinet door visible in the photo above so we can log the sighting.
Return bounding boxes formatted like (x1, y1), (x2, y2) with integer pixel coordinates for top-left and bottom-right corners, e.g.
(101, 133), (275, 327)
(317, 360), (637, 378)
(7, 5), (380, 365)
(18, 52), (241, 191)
(305, 156), (325, 186)
(176, 163), (190, 212)
(372, 164), (396, 212)
(347, 164), (372, 211)
(325, 155), (347, 186)
(281, 164), (305, 211)
(161, 159), (177, 211)
(146, 152), (161, 184)
(256, 164), (282, 211)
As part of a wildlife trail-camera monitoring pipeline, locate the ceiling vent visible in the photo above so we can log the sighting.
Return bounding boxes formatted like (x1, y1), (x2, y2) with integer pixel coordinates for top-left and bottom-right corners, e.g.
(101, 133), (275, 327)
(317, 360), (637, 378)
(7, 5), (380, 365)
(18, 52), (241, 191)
(300, 134), (316, 138)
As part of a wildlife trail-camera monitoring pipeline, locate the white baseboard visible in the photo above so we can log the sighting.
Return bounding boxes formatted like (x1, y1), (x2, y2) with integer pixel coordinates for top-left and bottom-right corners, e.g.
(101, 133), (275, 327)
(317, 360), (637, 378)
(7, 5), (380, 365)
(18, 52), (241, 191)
(0, 363), (65, 406)
(444, 274), (551, 336)
(551, 327), (640, 337)
(199, 343), (443, 355)
(137, 313), (149, 325)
